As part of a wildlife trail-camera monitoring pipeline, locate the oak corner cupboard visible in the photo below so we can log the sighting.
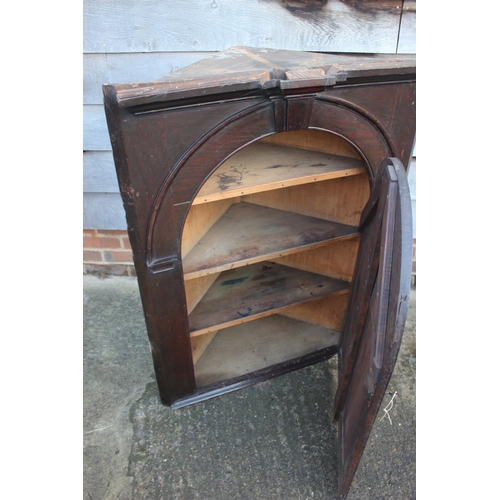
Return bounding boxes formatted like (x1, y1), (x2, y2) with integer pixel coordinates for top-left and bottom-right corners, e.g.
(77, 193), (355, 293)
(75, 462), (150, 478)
(103, 46), (416, 499)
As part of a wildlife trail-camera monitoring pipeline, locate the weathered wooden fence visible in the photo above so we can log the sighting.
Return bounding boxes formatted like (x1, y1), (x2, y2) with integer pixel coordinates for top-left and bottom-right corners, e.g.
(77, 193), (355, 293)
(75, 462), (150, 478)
(83, 0), (416, 230)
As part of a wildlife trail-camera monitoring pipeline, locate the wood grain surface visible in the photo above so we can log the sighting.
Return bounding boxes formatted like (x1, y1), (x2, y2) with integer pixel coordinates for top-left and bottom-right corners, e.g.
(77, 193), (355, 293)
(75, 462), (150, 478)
(84, 0), (404, 54)
(194, 142), (365, 205)
(188, 261), (349, 336)
(194, 314), (340, 386)
(183, 202), (358, 279)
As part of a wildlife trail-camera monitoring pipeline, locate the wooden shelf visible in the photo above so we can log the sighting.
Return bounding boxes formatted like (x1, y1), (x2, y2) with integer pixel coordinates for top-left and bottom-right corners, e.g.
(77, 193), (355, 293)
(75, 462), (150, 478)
(184, 131), (368, 396)
(188, 261), (349, 337)
(183, 202), (358, 280)
(193, 142), (365, 205)
(194, 314), (340, 387)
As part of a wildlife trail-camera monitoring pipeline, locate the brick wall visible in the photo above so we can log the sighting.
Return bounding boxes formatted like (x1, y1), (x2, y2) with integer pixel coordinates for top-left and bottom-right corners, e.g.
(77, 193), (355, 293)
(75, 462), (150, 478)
(83, 229), (135, 276)
(83, 230), (417, 285)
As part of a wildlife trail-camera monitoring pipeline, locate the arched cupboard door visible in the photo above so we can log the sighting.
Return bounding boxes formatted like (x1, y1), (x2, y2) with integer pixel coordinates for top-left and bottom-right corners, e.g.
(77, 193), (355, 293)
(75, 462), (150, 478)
(334, 158), (413, 499)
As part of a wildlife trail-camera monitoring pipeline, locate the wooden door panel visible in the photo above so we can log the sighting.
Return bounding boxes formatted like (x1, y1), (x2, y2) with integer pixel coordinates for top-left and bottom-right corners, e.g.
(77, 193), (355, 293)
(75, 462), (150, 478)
(334, 158), (413, 500)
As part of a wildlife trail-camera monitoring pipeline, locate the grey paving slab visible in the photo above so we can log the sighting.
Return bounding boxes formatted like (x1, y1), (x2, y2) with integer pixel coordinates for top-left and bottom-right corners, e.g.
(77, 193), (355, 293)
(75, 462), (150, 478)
(83, 275), (416, 500)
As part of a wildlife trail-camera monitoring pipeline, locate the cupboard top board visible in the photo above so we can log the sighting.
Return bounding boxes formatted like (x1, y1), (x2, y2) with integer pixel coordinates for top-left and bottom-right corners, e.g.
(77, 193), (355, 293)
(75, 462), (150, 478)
(106, 46), (416, 108)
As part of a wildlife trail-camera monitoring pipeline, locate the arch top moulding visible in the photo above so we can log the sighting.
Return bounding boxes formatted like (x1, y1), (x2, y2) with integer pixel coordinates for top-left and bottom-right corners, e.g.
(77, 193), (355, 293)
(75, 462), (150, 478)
(103, 47), (415, 270)
(146, 96), (397, 268)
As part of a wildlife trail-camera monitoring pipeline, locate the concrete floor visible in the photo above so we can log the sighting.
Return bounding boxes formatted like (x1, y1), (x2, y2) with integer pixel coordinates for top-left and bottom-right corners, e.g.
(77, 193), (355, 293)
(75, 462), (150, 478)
(83, 274), (416, 500)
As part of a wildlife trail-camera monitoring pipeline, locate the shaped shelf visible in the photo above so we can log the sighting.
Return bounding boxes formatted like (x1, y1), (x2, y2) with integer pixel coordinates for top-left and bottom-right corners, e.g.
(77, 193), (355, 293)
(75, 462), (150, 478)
(182, 202), (358, 280)
(193, 142), (365, 205)
(188, 261), (350, 337)
(194, 314), (340, 387)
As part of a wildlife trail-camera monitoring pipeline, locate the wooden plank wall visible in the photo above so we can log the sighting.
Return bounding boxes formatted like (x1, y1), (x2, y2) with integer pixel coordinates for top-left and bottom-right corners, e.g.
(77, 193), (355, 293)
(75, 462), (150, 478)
(83, 0), (416, 230)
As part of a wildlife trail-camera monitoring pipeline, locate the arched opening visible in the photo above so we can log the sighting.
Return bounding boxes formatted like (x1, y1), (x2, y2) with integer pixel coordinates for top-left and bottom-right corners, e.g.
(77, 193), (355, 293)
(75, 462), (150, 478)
(180, 129), (371, 388)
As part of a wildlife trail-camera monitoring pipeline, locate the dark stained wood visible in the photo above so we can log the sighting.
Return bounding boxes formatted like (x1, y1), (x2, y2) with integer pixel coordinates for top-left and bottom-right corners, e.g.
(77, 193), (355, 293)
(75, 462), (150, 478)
(188, 261), (350, 336)
(172, 344), (339, 409)
(103, 85), (196, 403)
(320, 82), (417, 169)
(167, 101), (276, 208)
(333, 167), (391, 417)
(103, 47), (415, 498)
(334, 158), (413, 500)
(309, 97), (393, 179)
(183, 202), (358, 280)
(111, 47), (415, 108)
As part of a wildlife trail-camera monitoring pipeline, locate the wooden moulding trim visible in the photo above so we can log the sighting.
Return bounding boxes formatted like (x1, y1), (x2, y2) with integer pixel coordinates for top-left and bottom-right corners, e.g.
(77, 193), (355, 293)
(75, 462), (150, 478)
(170, 344), (338, 409)
(149, 256), (178, 274)
(145, 100), (272, 266)
(113, 73), (334, 110)
(111, 61), (415, 110)
(147, 95), (387, 266)
(314, 93), (398, 161)
(115, 73), (335, 110)
(114, 71), (272, 108)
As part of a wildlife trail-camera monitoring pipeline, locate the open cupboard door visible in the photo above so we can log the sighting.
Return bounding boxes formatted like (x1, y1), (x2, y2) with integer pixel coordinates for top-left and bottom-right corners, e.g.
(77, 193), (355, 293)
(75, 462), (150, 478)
(333, 158), (413, 500)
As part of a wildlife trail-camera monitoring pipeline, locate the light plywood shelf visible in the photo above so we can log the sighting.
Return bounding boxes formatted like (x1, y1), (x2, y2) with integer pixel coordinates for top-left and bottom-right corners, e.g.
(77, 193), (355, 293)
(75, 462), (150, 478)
(183, 130), (370, 391)
(193, 142), (365, 205)
(194, 314), (340, 387)
(188, 261), (349, 337)
(182, 202), (358, 280)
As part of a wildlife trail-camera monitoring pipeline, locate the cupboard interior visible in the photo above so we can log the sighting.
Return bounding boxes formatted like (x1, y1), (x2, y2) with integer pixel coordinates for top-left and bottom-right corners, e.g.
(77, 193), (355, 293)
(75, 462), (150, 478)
(181, 130), (370, 388)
